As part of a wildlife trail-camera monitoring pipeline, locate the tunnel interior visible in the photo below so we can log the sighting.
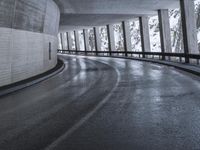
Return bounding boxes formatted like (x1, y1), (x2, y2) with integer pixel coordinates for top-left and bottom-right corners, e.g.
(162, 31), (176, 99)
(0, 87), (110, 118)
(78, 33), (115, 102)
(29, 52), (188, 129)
(0, 0), (200, 150)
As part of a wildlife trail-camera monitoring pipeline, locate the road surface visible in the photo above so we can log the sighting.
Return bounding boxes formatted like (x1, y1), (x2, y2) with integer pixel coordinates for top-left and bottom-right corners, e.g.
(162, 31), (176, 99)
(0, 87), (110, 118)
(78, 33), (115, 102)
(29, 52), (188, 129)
(0, 55), (200, 150)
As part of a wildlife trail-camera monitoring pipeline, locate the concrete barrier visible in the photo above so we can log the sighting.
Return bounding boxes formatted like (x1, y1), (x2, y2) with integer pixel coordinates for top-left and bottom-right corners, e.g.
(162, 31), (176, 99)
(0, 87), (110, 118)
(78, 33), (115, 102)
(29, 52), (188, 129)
(0, 0), (60, 87)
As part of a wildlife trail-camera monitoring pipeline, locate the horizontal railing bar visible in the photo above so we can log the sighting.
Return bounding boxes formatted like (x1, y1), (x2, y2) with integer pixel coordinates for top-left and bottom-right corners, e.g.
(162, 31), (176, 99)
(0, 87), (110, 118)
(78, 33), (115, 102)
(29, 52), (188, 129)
(58, 49), (200, 59)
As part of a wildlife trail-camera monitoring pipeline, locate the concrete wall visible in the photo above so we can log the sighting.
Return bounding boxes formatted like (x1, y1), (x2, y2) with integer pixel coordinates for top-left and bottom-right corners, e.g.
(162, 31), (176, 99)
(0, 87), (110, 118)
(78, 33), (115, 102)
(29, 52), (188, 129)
(0, 0), (60, 87)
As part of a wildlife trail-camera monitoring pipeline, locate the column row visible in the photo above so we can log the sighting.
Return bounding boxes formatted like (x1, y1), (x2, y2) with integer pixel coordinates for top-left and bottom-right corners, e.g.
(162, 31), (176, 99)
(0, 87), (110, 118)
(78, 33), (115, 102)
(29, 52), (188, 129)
(59, 0), (198, 63)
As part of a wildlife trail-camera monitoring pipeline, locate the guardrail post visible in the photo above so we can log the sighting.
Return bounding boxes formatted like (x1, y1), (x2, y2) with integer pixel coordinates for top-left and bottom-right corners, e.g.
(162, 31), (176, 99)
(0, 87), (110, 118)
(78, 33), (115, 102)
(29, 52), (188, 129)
(180, 0), (198, 63)
(122, 21), (132, 57)
(107, 24), (115, 56)
(158, 9), (172, 61)
(94, 27), (101, 56)
(83, 29), (89, 55)
(139, 17), (151, 58)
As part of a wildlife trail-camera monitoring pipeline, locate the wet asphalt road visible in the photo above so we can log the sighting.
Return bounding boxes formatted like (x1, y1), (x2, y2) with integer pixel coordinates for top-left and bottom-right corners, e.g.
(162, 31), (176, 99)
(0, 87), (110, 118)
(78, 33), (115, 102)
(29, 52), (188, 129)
(0, 55), (200, 150)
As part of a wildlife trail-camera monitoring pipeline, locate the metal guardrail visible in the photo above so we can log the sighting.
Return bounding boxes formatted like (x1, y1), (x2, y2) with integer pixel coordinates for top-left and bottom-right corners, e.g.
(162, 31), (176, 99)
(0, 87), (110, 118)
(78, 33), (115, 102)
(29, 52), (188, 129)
(58, 49), (200, 65)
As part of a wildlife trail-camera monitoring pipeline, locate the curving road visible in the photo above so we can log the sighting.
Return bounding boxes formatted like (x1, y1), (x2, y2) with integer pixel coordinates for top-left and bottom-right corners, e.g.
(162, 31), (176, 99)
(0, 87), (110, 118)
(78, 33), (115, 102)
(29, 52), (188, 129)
(0, 55), (200, 150)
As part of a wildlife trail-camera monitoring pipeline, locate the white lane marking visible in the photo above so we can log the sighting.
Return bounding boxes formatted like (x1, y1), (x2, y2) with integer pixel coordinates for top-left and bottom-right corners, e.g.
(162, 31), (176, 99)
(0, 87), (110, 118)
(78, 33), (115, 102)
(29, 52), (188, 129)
(45, 64), (120, 150)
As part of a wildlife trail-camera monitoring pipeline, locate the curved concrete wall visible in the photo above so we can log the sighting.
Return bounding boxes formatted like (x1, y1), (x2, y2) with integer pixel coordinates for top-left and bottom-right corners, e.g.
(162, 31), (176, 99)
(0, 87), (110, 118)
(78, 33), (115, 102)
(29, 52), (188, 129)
(0, 0), (60, 87)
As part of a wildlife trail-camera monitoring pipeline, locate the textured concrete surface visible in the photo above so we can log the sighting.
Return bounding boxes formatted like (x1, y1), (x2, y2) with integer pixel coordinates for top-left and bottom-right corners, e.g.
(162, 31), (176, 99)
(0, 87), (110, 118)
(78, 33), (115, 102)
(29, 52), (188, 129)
(158, 9), (172, 53)
(0, 0), (15, 27)
(54, 0), (179, 31)
(0, 55), (199, 150)
(0, 59), (64, 97)
(0, 27), (58, 86)
(0, 0), (60, 87)
(54, 0), (179, 14)
(44, 0), (60, 35)
(0, 0), (60, 35)
(13, 0), (47, 33)
(59, 14), (140, 31)
(140, 16), (151, 53)
(180, 0), (199, 55)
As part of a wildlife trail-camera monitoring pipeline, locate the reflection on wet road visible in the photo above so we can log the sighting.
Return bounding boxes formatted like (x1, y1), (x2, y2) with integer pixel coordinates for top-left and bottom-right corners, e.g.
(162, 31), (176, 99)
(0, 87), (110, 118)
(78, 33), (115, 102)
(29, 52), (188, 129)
(0, 55), (200, 150)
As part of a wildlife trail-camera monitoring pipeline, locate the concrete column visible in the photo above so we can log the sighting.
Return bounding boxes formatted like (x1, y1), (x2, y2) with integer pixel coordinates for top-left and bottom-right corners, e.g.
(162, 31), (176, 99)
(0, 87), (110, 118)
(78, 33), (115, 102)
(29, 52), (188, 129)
(180, 0), (198, 63)
(67, 32), (73, 50)
(107, 24), (115, 55)
(75, 30), (80, 51)
(83, 29), (89, 53)
(73, 31), (77, 51)
(60, 33), (64, 50)
(158, 9), (172, 60)
(122, 21), (132, 56)
(139, 16), (151, 58)
(66, 32), (69, 50)
(94, 27), (101, 55)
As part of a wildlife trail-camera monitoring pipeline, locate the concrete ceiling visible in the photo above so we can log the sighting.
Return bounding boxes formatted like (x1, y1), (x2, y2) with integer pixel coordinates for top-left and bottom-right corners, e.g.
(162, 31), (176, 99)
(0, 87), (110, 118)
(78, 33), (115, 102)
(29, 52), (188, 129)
(53, 0), (179, 31)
